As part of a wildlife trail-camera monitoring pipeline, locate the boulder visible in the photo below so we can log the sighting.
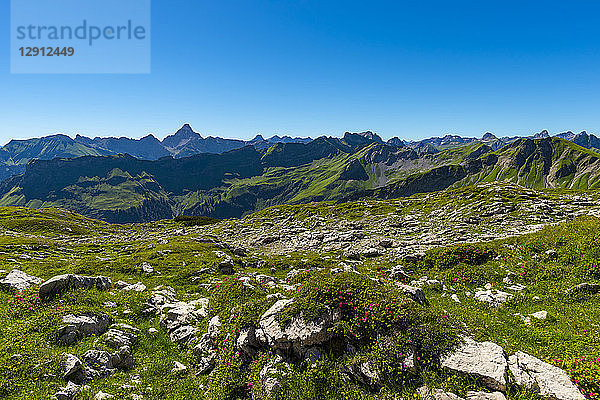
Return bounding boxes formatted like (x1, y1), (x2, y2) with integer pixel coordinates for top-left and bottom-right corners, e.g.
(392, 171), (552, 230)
(141, 262), (155, 275)
(208, 315), (222, 339)
(101, 328), (139, 349)
(418, 386), (464, 400)
(39, 274), (112, 299)
(169, 325), (198, 345)
(58, 313), (113, 346)
(259, 355), (290, 396)
(466, 392), (506, 400)
(568, 283), (600, 294)
(237, 326), (260, 357)
(54, 381), (80, 400)
(508, 351), (585, 400)
(441, 337), (508, 391)
(94, 392), (114, 400)
(256, 298), (340, 353)
(120, 282), (147, 292)
(396, 283), (428, 305)
(0, 269), (41, 292)
(63, 353), (84, 384)
(474, 289), (513, 307)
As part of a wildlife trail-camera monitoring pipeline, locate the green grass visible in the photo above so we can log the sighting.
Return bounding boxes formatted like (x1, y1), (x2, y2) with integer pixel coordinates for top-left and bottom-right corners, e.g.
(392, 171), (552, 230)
(0, 191), (598, 399)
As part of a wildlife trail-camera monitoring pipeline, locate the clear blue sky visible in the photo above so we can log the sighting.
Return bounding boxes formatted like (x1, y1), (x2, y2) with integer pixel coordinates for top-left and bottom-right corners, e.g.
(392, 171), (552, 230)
(2, 0), (600, 142)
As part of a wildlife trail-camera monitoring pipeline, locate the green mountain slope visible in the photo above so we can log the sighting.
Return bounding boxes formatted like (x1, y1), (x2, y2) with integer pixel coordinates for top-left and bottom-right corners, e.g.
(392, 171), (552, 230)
(0, 137), (598, 222)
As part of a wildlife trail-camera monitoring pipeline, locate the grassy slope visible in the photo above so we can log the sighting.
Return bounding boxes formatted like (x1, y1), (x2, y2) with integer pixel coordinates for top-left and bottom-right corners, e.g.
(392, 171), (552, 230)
(0, 186), (599, 398)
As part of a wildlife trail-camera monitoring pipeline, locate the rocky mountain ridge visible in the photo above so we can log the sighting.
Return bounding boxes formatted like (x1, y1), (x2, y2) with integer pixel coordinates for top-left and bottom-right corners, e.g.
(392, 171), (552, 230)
(2, 125), (600, 182)
(0, 137), (599, 223)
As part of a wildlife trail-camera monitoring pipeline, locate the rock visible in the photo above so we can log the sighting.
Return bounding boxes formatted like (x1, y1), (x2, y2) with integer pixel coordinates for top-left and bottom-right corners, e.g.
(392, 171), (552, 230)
(214, 251), (235, 274)
(451, 294), (461, 303)
(148, 327), (158, 334)
(94, 391), (114, 400)
(256, 298), (340, 353)
(466, 391), (506, 400)
(232, 247), (247, 257)
(529, 311), (548, 320)
(101, 328), (138, 349)
(39, 274), (112, 299)
(0, 269), (41, 292)
(192, 333), (213, 358)
(197, 352), (217, 375)
(259, 355), (290, 396)
(208, 315), (221, 339)
(141, 262), (154, 275)
(568, 283), (600, 294)
(58, 313), (113, 346)
(63, 353), (83, 383)
(54, 381), (80, 400)
(379, 239), (394, 248)
(417, 386), (464, 400)
(160, 302), (197, 332)
(389, 265), (410, 280)
(474, 289), (513, 307)
(397, 283), (428, 305)
(120, 282), (147, 292)
(350, 359), (382, 388)
(113, 281), (130, 289)
(237, 326), (260, 357)
(508, 351), (585, 400)
(110, 346), (134, 370)
(189, 298), (210, 318)
(82, 349), (115, 374)
(544, 249), (558, 258)
(172, 361), (187, 373)
(169, 325), (198, 345)
(441, 337), (508, 391)
(361, 248), (381, 258)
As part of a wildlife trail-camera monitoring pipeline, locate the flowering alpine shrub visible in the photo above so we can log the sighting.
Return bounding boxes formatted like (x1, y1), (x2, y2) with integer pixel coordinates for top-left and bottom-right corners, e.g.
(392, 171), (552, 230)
(425, 244), (495, 268)
(6, 288), (41, 319)
(556, 356), (600, 399)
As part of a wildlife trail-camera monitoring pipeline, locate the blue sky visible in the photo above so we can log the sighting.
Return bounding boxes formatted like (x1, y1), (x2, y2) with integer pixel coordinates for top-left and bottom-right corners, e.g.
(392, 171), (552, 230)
(2, 0), (600, 143)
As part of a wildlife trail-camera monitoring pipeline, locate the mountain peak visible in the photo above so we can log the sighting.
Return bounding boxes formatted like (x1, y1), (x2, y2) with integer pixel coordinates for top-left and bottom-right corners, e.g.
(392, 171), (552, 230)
(534, 130), (550, 139)
(174, 124), (199, 138)
(481, 132), (497, 141)
(343, 131), (384, 144)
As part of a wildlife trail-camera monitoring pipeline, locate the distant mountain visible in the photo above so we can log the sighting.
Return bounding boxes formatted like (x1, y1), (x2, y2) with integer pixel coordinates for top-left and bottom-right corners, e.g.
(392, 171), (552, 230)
(75, 133), (170, 160)
(1, 134), (599, 223)
(0, 124), (312, 181)
(533, 129), (550, 139)
(3, 124), (600, 188)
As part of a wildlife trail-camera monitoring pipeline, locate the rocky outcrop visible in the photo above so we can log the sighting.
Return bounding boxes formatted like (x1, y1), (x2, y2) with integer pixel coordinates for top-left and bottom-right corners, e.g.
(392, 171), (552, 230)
(58, 313), (113, 346)
(39, 274), (112, 299)
(418, 386), (464, 400)
(508, 351), (585, 400)
(568, 283), (600, 294)
(441, 337), (508, 391)
(474, 289), (513, 307)
(255, 299), (341, 354)
(0, 269), (41, 292)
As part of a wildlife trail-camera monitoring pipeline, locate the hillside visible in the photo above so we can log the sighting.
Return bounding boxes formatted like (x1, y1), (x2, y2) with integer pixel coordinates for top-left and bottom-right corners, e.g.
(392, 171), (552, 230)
(0, 137), (599, 223)
(2, 126), (600, 183)
(0, 184), (599, 399)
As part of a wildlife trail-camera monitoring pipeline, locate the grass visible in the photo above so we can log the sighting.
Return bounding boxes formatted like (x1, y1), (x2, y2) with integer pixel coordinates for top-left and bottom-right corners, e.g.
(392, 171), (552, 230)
(0, 187), (598, 399)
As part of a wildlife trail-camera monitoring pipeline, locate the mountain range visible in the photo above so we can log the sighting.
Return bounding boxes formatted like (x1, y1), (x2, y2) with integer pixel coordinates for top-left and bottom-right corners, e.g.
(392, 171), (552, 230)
(1, 124), (600, 183)
(1, 128), (600, 222)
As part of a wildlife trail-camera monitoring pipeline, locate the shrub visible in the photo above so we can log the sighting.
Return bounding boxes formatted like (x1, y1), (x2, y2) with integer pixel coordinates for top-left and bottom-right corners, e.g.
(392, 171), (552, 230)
(425, 244), (495, 269)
